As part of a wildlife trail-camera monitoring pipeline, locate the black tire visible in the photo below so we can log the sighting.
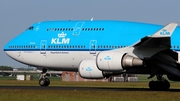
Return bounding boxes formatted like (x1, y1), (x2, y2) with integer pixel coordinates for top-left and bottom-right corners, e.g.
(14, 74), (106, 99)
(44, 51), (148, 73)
(149, 81), (156, 90)
(44, 78), (50, 86)
(163, 80), (170, 90)
(149, 80), (170, 90)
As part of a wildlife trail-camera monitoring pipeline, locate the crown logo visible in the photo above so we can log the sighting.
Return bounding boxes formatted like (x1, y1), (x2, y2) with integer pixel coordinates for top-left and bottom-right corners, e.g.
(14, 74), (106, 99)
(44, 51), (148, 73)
(58, 32), (67, 38)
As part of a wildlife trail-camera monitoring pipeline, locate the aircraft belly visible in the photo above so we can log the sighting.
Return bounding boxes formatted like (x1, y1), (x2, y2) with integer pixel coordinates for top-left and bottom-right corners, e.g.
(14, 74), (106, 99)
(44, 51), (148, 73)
(5, 51), (95, 70)
(46, 51), (96, 69)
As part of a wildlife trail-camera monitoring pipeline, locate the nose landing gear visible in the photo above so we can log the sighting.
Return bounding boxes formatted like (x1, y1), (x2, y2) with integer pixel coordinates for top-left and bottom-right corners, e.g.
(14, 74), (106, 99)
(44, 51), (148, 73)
(39, 69), (50, 86)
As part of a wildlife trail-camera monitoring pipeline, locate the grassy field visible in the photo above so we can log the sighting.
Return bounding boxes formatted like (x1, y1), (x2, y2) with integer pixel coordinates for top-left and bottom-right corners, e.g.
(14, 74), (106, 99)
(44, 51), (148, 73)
(0, 76), (180, 101)
(1, 89), (180, 101)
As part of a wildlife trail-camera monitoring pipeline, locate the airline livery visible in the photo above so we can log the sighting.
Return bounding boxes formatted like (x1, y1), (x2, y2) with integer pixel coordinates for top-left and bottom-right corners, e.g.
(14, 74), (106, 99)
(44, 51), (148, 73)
(4, 20), (180, 90)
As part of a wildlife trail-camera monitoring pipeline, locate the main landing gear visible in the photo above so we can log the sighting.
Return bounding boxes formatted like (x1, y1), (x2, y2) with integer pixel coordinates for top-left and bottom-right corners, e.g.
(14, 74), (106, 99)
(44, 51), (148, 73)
(39, 69), (50, 86)
(149, 74), (170, 90)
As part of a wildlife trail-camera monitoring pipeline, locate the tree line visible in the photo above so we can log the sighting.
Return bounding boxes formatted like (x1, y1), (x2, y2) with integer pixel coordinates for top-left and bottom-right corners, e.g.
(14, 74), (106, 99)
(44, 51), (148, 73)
(0, 66), (13, 70)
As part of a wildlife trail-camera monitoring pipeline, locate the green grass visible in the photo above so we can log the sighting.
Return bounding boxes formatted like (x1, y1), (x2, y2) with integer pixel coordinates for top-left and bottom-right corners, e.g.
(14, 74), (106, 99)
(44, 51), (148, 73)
(0, 90), (180, 101)
(0, 76), (180, 101)
(0, 88), (180, 101)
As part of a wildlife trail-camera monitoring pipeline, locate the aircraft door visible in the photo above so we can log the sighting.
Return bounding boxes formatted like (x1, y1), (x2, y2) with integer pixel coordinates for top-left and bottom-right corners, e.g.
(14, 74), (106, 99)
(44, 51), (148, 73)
(89, 40), (97, 54)
(40, 40), (47, 54)
(72, 22), (84, 36)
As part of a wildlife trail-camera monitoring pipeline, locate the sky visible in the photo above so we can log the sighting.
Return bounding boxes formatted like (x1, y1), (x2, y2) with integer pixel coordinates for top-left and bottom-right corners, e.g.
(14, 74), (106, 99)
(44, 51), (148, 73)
(1, 0), (180, 68)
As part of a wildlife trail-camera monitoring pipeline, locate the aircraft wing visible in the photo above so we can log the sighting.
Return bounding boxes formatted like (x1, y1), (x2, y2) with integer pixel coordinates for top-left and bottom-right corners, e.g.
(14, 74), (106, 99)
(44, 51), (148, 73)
(133, 23), (180, 77)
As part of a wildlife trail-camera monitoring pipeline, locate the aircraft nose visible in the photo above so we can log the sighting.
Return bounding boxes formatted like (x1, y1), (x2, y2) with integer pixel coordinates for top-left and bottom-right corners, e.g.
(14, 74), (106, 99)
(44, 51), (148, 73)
(4, 30), (26, 59)
(4, 38), (21, 61)
(4, 42), (10, 55)
(4, 41), (14, 59)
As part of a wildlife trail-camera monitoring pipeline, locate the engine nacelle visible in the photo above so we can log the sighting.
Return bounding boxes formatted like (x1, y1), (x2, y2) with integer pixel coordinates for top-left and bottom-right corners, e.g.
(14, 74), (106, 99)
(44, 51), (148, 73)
(96, 51), (144, 71)
(78, 59), (104, 79)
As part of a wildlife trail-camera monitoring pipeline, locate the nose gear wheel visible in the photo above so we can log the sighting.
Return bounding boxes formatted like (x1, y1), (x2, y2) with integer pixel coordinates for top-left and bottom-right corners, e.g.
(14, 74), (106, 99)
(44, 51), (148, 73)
(39, 69), (50, 86)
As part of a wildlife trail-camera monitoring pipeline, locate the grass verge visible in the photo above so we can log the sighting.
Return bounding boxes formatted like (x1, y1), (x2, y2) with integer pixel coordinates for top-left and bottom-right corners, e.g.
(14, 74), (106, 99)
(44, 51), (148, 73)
(0, 89), (180, 101)
(0, 77), (180, 101)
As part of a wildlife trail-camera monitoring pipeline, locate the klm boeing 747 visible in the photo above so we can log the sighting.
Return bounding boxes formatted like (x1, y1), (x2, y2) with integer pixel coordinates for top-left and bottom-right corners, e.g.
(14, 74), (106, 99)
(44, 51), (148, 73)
(4, 20), (180, 90)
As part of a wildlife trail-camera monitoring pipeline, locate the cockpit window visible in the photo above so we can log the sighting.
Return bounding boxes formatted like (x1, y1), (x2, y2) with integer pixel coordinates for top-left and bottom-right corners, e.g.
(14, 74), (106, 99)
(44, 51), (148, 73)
(27, 26), (34, 30)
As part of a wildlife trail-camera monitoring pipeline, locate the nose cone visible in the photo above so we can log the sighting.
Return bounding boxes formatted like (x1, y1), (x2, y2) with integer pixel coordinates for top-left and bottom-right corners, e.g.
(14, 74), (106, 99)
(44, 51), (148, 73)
(4, 39), (18, 60)
(4, 29), (29, 56)
(3, 31), (27, 61)
(4, 24), (38, 65)
(4, 29), (38, 65)
(4, 38), (12, 54)
(4, 42), (9, 52)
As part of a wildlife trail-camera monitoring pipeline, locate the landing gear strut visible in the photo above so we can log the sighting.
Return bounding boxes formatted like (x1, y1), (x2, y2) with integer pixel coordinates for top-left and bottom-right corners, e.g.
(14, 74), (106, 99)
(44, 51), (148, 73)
(39, 69), (50, 86)
(149, 74), (170, 90)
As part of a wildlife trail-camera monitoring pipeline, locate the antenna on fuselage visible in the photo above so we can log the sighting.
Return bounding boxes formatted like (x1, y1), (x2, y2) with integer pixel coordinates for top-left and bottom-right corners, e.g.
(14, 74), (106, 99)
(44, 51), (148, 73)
(91, 18), (93, 21)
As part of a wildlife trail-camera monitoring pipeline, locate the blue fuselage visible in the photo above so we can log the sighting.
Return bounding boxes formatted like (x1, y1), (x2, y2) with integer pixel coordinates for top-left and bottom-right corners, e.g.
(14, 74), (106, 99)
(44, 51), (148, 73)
(3, 20), (180, 70)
